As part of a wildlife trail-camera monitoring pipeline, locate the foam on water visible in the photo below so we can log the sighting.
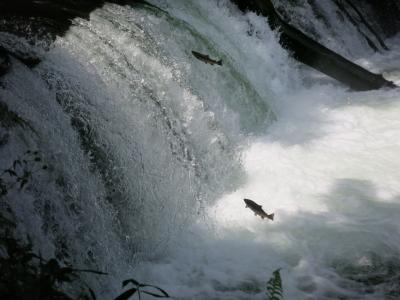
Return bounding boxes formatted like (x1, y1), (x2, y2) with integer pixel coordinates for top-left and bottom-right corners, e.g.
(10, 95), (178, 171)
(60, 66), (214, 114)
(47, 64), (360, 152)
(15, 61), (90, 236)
(135, 1), (400, 299)
(1, 0), (400, 299)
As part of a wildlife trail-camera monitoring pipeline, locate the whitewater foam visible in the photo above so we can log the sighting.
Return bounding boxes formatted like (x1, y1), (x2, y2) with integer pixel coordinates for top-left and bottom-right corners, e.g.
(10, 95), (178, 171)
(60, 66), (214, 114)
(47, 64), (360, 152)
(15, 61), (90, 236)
(1, 0), (400, 299)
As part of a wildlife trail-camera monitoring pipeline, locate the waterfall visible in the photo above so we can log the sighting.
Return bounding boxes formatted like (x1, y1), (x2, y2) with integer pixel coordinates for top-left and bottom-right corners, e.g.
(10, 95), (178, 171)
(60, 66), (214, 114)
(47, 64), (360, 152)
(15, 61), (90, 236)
(1, 0), (400, 299)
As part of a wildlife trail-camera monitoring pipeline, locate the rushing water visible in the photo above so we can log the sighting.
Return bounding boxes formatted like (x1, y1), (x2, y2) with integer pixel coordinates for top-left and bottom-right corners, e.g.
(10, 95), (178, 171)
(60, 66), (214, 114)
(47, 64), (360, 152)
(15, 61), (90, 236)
(1, 0), (400, 299)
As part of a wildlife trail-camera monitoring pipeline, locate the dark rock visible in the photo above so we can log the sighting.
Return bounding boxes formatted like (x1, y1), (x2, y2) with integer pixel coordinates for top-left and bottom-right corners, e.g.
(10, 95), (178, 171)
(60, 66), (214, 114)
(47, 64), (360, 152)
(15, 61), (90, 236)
(351, 0), (400, 38)
(232, 0), (397, 91)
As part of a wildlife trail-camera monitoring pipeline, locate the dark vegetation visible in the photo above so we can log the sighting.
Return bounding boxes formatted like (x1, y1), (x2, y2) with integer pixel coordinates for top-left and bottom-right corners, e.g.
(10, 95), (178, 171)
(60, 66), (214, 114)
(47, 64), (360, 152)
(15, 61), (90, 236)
(0, 150), (278, 299)
(1, 221), (282, 299)
(266, 269), (283, 300)
(0, 71), (280, 300)
(0, 224), (169, 300)
(0, 102), (32, 131)
(0, 150), (47, 196)
(0, 151), (171, 299)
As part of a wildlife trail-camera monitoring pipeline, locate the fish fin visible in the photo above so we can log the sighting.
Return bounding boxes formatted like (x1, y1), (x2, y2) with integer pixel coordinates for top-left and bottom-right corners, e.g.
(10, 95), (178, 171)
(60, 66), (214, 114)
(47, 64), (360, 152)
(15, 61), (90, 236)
(269, 213), (275, 221)
(217, 59), (222, 66)
(261, 215), (265, 219)
(245, 205), (248, 208)
(254, 213), (257, 216)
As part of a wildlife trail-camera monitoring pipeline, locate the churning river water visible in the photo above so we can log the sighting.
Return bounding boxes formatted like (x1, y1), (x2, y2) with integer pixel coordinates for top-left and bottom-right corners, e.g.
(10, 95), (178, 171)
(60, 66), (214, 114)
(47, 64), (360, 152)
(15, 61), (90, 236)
(1, 1), (400, 299)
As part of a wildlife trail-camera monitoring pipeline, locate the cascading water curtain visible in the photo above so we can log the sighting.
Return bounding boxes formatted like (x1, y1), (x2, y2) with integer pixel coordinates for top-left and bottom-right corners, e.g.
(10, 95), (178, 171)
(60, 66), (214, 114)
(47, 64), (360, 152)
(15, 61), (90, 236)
(1, 0), (400, 299)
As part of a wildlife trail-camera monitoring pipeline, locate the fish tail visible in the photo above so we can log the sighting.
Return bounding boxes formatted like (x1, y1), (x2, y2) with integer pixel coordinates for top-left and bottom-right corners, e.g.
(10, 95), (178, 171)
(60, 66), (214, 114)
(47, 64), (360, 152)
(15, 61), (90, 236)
(268, 213), (275, 221)
(217, 59), (222, 66)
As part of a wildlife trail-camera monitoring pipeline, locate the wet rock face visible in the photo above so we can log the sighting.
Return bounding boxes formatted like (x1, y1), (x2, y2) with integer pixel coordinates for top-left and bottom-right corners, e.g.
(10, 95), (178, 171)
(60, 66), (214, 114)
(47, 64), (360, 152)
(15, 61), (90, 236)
(0, 0), (131, 77)
(0, 0), (134, 44)
(352, 0), (400, 37)
(0, 0), (121, 38)
(232, 0), (400, 38)
(1, 0), (399, 39)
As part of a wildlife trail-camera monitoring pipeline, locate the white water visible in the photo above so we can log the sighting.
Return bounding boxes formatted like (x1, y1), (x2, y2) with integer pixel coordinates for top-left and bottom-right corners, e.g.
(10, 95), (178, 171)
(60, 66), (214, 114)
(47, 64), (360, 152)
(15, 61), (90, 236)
(1, 1), (400, 299)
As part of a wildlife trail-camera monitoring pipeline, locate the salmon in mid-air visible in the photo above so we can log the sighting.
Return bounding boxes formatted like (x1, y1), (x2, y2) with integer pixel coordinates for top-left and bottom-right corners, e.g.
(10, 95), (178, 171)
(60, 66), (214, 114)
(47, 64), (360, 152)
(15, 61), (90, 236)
(192, 51), (222, 66)
(244, 198), (274, 221)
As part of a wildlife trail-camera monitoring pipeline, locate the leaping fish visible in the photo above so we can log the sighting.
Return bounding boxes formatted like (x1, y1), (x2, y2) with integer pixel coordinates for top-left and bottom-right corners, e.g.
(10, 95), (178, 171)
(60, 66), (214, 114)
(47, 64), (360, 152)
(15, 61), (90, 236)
(192, 51), (222, 66)
(244, 198), (274, 221)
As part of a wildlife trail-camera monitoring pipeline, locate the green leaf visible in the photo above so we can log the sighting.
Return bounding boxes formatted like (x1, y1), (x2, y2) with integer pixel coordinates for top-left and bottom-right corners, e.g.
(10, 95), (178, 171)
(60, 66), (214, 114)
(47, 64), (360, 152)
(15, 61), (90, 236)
(266, 269), (283, 300)
(123, 279), (140, 288)
(140, 285), (169, 298)
(114, 288), (138, 300)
